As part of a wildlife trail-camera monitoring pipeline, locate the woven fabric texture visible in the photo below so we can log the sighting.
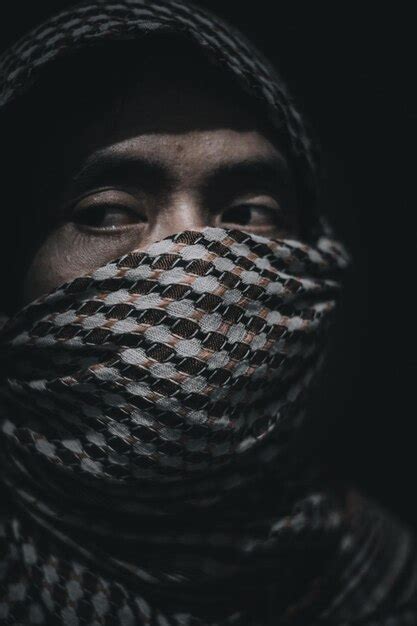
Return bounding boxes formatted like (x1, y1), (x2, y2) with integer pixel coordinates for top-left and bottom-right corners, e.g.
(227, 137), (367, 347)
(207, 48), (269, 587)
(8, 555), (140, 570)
(0, 1), (417, 625)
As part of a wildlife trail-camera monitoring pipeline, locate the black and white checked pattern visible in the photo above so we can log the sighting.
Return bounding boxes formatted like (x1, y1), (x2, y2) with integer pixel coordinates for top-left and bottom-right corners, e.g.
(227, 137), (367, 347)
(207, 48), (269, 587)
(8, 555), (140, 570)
(0, 225), (351, 625)
(1, 227), (416, 625)
(0, 228), (347, 483)
(0, 1), (416, 624)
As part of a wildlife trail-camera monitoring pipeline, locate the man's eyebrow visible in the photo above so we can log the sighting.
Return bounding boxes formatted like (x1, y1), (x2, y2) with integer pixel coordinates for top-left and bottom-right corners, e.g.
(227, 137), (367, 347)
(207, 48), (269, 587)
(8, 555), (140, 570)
(64, 151), (293, 206)
(68, 150), (175, 195)
(202, 156), (294, 200)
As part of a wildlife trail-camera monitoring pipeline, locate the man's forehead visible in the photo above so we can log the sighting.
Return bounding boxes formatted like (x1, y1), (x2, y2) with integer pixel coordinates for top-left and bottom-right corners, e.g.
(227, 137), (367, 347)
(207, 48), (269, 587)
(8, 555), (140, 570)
(66, 131), (291, 196)
(57, 74), (292, 196)
(79, 131), (287, 171)
(21, 36), (295, 215)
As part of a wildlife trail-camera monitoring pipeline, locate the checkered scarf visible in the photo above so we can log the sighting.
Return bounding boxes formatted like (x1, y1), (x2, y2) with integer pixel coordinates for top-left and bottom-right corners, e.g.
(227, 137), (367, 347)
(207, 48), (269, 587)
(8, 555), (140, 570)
(1, 1), (417, 625)
(0, 225), (350, 623)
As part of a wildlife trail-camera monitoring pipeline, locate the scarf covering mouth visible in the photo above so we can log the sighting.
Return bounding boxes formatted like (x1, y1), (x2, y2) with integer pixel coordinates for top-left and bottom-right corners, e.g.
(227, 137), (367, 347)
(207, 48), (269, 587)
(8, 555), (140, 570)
(0, 226), (350, 622)
(0, 227), (348, 484)
(1, 1), (417, 625)
(1, 228), (416, 626)
(1, 228), (414, 626)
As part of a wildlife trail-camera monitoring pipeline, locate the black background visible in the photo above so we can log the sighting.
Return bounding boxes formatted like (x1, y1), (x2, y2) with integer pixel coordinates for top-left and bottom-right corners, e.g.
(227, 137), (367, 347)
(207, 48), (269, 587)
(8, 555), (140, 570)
(1, 3), (414, 525)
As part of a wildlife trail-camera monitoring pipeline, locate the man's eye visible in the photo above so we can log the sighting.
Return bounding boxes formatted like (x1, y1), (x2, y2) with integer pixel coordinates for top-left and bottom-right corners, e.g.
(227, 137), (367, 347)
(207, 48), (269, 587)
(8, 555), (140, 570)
(72, 204), (146, 229)
(221, 204), (279, 227)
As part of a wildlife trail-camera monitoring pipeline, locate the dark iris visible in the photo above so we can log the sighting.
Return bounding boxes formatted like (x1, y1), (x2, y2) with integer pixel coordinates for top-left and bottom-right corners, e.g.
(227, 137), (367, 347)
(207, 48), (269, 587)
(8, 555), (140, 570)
(222, 205), (252, 225)
(72, 204), (143, 228)
(74, 205), (109, 227)
(222, 204), (278, 226)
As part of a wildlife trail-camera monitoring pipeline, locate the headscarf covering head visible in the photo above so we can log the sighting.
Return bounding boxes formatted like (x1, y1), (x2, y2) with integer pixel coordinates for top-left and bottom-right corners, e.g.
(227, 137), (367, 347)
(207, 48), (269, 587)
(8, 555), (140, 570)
(0, 3), (352, 625)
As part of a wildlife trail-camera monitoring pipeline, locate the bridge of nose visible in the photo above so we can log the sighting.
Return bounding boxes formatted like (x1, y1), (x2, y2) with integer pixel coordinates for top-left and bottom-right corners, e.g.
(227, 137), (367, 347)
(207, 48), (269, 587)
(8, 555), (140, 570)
(144, 191), (214, 244)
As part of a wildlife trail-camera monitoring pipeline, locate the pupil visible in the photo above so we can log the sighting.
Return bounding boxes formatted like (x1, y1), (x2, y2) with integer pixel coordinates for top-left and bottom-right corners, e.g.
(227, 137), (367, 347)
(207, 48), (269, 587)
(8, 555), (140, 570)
(224, 206), (250, 225)
(76, 206), (107, 226)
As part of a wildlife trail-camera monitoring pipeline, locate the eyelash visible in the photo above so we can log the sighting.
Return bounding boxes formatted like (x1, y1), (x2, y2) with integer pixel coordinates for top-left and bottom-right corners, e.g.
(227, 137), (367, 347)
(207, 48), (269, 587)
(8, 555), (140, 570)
(73, 203), (143, 224)
(222, 204), (277, 223)
(72, 202), (279, 228)
(67, 178), (289, 238)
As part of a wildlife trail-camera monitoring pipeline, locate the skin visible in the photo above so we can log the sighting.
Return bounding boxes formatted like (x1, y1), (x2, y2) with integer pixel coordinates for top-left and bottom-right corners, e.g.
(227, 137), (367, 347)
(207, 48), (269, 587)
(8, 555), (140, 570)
(20, 61), (298, 306)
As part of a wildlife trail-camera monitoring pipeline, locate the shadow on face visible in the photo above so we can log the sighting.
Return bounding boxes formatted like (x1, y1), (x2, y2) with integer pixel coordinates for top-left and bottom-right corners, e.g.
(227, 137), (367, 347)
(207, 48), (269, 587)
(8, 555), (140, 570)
(1, 35), (298, 310)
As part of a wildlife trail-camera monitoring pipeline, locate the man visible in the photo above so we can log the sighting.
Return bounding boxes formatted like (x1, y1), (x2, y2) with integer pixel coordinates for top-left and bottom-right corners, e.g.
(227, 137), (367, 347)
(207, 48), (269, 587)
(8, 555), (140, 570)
(0, 1), (415, 624)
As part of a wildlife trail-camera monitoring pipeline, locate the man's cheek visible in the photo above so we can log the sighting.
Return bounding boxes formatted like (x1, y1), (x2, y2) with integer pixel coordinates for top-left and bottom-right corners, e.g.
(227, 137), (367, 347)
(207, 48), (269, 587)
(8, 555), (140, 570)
(21, 224), (147, 303)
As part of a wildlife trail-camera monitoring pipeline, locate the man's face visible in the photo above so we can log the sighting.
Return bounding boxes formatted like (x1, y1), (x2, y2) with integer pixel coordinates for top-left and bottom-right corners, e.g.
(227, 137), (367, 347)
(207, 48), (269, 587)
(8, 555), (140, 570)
(21, 64), (298, 305)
